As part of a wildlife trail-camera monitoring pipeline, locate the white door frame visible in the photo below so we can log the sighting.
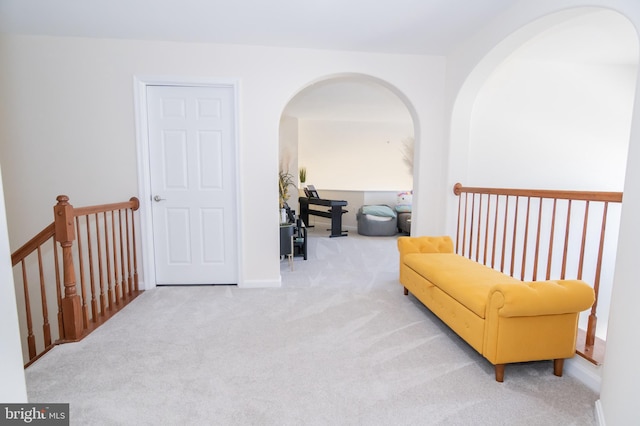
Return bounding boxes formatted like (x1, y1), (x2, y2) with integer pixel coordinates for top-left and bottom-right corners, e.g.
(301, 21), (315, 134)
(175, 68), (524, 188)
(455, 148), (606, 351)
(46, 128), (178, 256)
(133, 76), (243, 289)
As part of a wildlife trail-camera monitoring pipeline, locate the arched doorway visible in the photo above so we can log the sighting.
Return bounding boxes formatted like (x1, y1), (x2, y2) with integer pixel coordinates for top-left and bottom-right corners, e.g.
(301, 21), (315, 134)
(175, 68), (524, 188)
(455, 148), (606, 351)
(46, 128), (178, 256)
(279, 74), (417, 233)
(449, 8), (638, 342)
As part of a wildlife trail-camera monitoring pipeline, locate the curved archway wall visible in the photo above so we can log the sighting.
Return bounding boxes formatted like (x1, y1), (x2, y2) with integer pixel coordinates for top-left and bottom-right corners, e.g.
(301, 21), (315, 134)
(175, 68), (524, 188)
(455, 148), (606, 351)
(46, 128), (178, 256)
(444, 1), (640, 422)
(451, 8), (638, 341)
(279, 74), (416, 230)
(468, 10), (637, 191)
(448, 8), (638, 227)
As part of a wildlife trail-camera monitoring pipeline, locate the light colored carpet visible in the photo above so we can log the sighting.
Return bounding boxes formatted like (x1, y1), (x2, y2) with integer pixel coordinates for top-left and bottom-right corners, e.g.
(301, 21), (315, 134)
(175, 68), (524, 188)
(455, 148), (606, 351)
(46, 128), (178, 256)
(25, 227), (598, 425)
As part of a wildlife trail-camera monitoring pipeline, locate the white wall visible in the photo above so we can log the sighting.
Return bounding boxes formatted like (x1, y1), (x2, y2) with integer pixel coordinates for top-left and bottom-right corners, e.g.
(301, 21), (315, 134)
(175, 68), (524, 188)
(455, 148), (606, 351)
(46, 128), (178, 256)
(298, 119), (413, 191)
(0, 166), (28, 402)
(468, 10), (636, 191)
(0, 35), (446, 289)
(445, 1), (640, 423)
(279, 115), (299, 180)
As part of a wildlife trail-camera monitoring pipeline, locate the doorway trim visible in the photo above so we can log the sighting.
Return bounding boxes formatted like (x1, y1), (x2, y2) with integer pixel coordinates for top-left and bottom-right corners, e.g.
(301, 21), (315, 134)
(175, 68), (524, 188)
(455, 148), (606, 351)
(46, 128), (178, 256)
(133, 76), (243, 290)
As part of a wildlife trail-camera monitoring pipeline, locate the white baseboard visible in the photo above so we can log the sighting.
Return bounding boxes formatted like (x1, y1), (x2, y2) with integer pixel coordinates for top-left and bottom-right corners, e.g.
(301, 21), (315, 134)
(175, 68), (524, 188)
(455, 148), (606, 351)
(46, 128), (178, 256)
(595, 400), (606, 426)
(139, 278), (282, 289)
(239, 278), (282, 288)
(565, 356), (602, 393)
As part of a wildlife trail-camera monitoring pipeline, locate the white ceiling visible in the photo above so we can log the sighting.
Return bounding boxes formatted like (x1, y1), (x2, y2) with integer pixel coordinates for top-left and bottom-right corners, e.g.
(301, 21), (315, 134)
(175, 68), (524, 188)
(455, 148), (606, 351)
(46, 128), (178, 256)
(0, 0), (519, 55)
(2, 2), (636, 123)
(284, 10), (639, 122)
(0, 0), (522, 124)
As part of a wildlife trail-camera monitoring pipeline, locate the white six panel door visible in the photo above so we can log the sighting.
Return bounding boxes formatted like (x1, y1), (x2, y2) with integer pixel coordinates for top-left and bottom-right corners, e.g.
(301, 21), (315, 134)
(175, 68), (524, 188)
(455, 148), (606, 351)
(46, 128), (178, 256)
(147, 85), (237, 284)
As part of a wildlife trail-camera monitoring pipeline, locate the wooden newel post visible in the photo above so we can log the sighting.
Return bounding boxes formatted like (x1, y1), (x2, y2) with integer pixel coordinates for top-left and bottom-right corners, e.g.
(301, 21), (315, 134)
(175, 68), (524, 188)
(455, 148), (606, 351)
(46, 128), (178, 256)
(54, 195), (83, 340)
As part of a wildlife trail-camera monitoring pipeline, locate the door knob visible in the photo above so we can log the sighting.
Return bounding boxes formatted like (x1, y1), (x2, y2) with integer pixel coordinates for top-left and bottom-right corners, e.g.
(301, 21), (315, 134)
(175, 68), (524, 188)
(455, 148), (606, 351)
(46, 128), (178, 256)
(153, 195), (166, 202)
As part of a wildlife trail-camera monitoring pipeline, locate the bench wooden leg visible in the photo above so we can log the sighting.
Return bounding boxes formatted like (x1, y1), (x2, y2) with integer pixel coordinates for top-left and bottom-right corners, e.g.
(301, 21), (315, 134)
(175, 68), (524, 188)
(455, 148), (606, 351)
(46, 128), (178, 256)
(495, 364), (505, 382)
(403, 287), (408, 296)
(553, 359), (564, 377)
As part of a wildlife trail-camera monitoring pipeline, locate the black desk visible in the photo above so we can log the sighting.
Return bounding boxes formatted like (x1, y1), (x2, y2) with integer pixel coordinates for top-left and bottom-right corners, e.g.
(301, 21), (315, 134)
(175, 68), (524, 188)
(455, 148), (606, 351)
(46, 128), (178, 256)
(299, 197), (348, 238)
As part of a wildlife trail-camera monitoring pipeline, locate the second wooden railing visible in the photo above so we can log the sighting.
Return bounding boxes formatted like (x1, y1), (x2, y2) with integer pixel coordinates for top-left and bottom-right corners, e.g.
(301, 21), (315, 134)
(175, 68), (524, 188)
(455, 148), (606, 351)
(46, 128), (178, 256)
(453, 183), (622, 365)
(11, 195), (141, 366)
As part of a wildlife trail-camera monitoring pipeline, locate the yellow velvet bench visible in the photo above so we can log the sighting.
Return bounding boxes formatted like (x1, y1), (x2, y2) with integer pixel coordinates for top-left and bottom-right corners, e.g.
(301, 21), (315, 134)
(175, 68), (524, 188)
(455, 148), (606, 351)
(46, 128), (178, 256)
(398, 235), (595, 382)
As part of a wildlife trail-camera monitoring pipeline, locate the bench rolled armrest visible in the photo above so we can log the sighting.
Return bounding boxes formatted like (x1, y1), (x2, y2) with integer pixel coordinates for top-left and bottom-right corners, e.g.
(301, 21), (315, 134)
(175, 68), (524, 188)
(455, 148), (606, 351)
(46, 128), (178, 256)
(489, 280), (595, 317)
(397, 236), (454, 259)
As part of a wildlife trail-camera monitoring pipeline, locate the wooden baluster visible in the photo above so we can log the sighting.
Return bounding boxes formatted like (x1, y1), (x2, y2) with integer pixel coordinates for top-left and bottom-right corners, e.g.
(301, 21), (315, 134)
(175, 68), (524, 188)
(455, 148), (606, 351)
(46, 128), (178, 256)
(483, 194), (491, 266)
(455, 189), (462, 254)
(475, 194), (482, 263)
(130, 198), (140, 292)
(469, 193), (477, 260)
(521, 197), (531, 281)
(118, 209), (128, 298)
(75, 216), (89, 329)
(104, 211), (114, 310)
(54, 195), (83, 341)
(112, 211), (120, 304)
(561, 200), (572, 279)
(95, 213), (107, 315)
(500, 196), (509, 273)
(532, 198), (544, 281)
(53, 238), (64, 340)
(586, 202), (609, 347)
(85, 216), (98, 322)
(21, 260), (36, 360)
(462, 192), (469, 257)
(545, 199), (558, 280)
(37, 247), (52, 348)
(510, 196), (519, 277)
(491, 195), (499, 269)
(125, 208), (133, 296)
(577, 201), (590, 280)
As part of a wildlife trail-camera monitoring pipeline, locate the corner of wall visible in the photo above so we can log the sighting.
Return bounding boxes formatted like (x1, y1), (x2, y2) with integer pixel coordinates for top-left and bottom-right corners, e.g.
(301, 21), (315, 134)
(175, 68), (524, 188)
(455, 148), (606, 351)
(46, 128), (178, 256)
(565, 355), (602, 394)
(594, 399), (606, 426)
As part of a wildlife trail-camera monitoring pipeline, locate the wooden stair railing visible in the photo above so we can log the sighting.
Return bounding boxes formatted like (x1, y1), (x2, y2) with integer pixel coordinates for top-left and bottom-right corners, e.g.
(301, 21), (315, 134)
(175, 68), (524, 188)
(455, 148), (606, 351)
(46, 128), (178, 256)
(11, 195), (141, 367)
(453, 183), (622, 365)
